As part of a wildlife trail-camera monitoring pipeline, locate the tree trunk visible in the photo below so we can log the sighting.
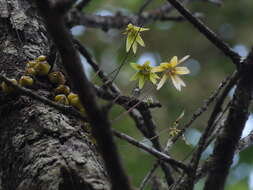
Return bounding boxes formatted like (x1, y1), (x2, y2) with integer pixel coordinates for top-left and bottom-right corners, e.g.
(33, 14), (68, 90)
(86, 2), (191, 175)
(0, 0), (110, 189)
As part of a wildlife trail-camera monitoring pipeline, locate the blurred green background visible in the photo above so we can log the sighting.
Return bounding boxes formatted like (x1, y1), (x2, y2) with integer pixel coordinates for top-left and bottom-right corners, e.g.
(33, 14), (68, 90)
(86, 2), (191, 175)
(72, 0), (253, 189)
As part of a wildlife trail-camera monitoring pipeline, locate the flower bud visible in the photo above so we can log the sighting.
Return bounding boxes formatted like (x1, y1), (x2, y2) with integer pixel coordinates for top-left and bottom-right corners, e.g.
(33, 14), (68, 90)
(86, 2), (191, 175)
(19, 76), (34, 87)
(1, 79), (18, 94)
(36, 55), (47, 62)
(48, 71), (66, 85)
(34, 61), (51, 76)
(54, 94), (69, 105)
(67, 92), (83, 110)
(54, 85), (70, 95)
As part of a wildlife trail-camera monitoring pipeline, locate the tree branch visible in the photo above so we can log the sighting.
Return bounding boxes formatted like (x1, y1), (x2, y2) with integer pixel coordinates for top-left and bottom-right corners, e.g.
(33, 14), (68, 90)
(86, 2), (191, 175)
(67, 10), (203, 30)
(112, 129), (190, 173)
(203, 50), (253, 190)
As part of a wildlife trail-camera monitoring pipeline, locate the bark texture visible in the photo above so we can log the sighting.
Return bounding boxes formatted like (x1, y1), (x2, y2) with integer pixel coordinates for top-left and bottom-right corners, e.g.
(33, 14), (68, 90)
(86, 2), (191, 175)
(0, 0), (110, 189)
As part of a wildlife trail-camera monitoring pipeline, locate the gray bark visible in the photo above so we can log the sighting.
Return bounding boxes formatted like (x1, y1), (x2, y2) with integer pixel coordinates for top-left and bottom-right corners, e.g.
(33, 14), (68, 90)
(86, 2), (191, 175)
(0, 0), (110, 189)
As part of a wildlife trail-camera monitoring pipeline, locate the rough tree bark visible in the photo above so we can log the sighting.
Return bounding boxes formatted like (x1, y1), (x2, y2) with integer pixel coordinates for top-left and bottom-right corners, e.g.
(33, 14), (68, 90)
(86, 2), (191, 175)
(0, 0), (110, 189)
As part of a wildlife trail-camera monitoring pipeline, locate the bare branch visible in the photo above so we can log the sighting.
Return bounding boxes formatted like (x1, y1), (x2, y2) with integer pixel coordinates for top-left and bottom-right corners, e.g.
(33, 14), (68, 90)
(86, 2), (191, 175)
(112, 129), (190, 173)
(67, 10), (203, 30)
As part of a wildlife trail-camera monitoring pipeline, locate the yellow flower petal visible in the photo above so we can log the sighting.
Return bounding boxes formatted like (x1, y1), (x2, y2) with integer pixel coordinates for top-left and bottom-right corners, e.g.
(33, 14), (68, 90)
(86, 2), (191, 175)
(149, 73), (159, 84)
(160, 62), (170, 67)
(174, 67), (190, 75)
(157, 74), (167, 90)
(132, 42), (138, 54)
(138, 75), (145, 89)
(136, 35), (145, 47)
(130, 62), (141, 70)
(152, 66), (165, 73)
(139, 27), (149, 32)
(133, 25), (149, 32)
(179, 55), (190, 63)
(170, 56), (180, 67)
(170, 75), (185, 91)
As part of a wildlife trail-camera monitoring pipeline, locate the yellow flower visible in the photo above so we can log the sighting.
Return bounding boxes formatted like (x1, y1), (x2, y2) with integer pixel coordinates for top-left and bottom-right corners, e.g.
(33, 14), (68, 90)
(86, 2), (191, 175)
(123, 23), (149, 54)
(130, 61), (159, 89)
(26, 61), (37, 68)
(34, 61), (51, 76)
(1, 79), (18, 94)
(19, 76), (34, 87)
(48, 71), (66, 85)
(67, 92), (83, 110)
(36, 55), (47, 62)
(54, 85), (70, 95)
(54, 94), (69, 105)
(153, 56), (190, 91)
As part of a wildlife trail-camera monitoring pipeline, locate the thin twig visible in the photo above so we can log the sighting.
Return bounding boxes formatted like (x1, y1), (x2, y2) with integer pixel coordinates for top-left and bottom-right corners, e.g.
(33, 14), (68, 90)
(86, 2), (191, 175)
(94, 85), (161, 109)
(67, 10), (203, 29)
(74, 39), (120, 94)
(202, 101), (231, 151)
(112, 129), (190, 173)
(139, 162), (160, 190)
